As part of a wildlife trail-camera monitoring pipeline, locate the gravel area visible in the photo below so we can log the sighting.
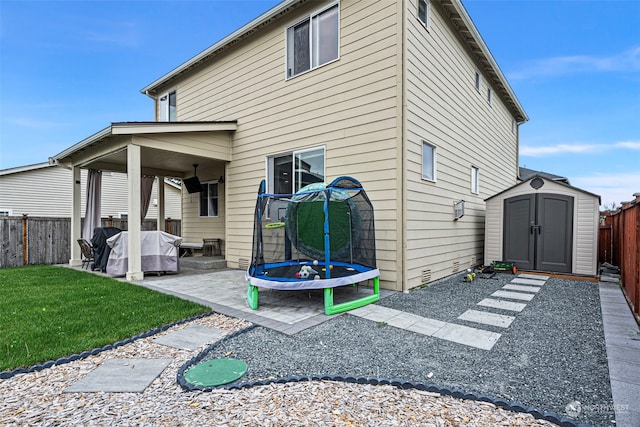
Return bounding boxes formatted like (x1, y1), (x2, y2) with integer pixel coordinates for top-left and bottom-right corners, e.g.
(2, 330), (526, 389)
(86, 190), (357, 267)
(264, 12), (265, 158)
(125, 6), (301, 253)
(199, 273), (614, 426)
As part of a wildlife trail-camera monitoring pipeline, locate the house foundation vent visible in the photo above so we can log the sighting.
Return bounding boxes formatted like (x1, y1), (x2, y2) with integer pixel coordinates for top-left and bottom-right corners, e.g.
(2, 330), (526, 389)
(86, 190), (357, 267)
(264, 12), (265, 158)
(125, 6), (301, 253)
(238, 258), (249, 271)
(421, 269), (432, 285)
(452, 261), (460, 273)
(470, 256), (477, 268)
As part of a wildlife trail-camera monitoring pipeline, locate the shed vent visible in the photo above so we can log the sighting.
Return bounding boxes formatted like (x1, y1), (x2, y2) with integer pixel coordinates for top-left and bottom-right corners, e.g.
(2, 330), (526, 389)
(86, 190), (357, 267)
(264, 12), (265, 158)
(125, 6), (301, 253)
(421, 269), (432, 285)
(452, 261), (460, 273)
(238, 258), (250, 270)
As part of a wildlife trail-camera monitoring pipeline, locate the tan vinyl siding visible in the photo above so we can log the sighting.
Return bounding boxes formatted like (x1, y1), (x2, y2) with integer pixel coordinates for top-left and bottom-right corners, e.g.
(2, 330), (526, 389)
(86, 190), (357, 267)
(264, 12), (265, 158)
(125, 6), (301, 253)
(0, 165), (181, 219)
(403, 0), (519, 288)
(172, 0), (402, 288)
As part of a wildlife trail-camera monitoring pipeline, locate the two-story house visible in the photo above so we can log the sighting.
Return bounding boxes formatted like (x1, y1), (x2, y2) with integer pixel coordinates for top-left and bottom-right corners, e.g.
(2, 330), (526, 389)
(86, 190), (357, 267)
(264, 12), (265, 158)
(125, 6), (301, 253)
(50, 0), (527, 288)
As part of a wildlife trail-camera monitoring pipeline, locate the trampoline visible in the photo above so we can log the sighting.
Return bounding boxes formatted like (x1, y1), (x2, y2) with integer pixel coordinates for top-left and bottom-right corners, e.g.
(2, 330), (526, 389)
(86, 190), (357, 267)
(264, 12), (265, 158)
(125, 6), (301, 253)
(246, 176), (380, 315)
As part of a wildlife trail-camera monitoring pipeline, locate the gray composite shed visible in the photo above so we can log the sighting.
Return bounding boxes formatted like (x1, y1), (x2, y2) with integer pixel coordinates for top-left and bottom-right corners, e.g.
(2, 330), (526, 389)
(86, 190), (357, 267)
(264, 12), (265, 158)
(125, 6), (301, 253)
(484, 175), (601, 276)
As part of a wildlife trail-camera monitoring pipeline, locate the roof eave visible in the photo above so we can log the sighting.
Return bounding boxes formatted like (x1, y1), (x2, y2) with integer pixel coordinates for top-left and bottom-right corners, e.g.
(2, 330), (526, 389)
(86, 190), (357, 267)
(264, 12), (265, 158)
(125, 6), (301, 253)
(140, 0), (301, 96)
(443, 0), (529, 123)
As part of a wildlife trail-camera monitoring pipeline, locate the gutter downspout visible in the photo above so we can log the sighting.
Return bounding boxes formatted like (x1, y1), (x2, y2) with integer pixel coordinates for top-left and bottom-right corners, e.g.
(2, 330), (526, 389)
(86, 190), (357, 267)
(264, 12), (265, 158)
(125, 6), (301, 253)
(400, 0), (408, 293)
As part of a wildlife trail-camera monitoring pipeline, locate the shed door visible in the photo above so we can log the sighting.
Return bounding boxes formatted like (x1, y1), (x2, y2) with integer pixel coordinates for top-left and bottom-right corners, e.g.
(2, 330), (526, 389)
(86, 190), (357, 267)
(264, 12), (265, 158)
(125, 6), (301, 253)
(503, 193), (573, 273)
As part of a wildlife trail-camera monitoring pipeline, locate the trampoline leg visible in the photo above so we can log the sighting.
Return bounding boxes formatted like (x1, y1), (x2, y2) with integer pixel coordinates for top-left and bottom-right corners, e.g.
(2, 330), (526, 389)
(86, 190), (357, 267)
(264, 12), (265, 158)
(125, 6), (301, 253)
(323, 276), (380, 315)
(247, 283), (259, 310)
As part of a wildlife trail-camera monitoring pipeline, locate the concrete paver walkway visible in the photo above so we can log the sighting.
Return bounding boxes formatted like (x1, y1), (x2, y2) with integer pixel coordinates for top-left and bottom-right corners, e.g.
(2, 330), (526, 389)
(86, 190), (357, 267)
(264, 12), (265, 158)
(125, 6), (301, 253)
(599, 282), (640, 427)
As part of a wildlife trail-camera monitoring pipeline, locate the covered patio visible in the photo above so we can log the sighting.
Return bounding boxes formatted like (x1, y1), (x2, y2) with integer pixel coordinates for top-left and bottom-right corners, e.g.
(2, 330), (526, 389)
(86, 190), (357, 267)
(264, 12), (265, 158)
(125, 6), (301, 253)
(49, 121), (236, 280)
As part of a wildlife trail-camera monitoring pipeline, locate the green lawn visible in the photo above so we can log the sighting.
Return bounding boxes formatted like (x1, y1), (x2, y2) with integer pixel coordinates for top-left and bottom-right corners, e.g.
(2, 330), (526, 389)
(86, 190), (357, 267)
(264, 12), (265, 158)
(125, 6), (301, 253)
(0, 265), (211, 371)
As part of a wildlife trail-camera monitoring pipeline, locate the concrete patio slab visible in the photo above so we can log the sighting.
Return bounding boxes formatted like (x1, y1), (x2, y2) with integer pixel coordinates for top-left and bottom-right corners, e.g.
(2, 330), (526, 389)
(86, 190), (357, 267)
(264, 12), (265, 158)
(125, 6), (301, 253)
(64, 359), (173, 393)
(477, 298), (527, 312)
(137, 269), (392, 335)
(404, 318), (448, 336)
(503, 284), (541, 293)
(458, 309), (515, 328)
(153, 324), (225, 351)
(432, 323), (501, 350)
(491, 290), (535, 301)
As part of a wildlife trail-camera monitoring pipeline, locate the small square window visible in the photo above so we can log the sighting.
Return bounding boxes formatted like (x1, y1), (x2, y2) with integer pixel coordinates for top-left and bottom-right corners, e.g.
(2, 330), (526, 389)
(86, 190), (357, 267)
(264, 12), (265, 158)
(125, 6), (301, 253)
(422, 141), (436, 181)
(471, 166), (480, 194)
(418, 0), (430, 29)
(159, 90), (176, 122)
(475, 71), (481, 92)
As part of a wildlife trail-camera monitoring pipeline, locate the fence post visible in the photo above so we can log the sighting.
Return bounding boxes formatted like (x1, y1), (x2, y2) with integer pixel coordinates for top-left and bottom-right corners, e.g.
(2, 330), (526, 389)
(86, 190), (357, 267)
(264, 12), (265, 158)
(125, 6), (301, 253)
(22, 214), (28, 265)
(167, 217), (172, 234)
(108, 215), (113, 227)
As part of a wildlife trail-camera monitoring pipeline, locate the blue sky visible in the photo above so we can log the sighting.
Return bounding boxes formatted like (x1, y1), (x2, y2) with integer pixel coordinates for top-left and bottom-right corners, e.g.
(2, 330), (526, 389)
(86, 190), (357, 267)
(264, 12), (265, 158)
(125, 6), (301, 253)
(1, 0), (638, 208)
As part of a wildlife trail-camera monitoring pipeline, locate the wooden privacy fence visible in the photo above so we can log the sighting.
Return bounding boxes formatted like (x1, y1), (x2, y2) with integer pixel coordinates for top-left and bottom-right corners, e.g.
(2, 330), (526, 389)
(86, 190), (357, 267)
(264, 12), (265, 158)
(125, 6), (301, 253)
(600, 196), (640, 320)
(0, 216), (181, 268)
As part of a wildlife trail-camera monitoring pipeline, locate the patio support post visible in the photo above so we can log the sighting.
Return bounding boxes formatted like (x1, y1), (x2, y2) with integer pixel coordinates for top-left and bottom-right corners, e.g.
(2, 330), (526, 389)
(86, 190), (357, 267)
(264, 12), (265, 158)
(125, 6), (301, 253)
(70, 165), (82, 267)
(127, 144), (143, 281)
(157, 176), (166, 232)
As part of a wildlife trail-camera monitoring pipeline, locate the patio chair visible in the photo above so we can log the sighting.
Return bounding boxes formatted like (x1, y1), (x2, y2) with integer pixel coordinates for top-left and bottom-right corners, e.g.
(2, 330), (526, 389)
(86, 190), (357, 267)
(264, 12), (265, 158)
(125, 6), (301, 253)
(77, 238), (94, 270)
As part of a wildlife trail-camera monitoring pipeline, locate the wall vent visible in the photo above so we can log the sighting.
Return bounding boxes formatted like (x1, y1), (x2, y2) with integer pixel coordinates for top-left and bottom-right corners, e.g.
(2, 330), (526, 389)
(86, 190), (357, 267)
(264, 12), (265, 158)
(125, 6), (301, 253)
(238, 258), (250, 271)
(452, 261), (460, 273)
(421, 269), (432, 285)
(470, 256), (477, 268)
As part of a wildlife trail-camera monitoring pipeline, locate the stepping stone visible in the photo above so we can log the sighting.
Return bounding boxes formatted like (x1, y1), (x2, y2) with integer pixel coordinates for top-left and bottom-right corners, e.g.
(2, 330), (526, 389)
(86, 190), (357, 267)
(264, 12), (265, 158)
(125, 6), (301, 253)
(64, 358), (173, 393)
(154, 324), (226, 351)
(350, 305), (403, 322)
(517, 274), (549, 281)
(477, 298), (526, 312)
(405, 317), (448, 336)
(492, 290), (534, 301)
(511, 278), (546, 286)
(432, 323), (501, 350)
(458, 309), (515, 328)
(503, 284), (541, 293)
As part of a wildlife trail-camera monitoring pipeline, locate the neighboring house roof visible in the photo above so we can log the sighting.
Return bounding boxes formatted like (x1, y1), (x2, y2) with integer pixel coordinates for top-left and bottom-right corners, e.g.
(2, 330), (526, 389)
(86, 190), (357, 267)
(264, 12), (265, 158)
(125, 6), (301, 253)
(139, 0), (528, 123)
(487, 174), (601, 204)
(519, 167), (570, 184)
(0, 162), (53, 176)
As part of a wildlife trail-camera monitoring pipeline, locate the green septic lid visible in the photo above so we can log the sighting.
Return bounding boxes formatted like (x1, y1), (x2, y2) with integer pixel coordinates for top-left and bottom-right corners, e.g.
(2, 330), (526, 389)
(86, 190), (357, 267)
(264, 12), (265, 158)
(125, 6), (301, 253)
(184, 358), (247, 387)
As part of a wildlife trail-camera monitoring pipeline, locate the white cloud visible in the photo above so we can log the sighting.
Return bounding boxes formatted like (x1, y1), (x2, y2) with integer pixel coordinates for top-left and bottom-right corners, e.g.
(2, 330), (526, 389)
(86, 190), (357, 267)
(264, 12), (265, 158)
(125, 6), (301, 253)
(572, 172), (640, 207)
(508, 46), (640, 80)
(521, 140), (640, 157)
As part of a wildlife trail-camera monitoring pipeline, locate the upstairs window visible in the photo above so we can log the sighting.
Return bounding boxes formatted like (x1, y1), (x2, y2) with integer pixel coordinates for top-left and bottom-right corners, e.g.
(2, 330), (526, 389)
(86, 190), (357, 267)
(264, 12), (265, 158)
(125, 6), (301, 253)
(422, 141), (436, 182)
(475, 71), (481, 92)
(159, 90), (176, 122)
(418, 0), (430, 29)
(286, 3), (339, 78)
(200, 182), (219, 217)
(471, 166), (480, 194)
(487, 87), (493, 105)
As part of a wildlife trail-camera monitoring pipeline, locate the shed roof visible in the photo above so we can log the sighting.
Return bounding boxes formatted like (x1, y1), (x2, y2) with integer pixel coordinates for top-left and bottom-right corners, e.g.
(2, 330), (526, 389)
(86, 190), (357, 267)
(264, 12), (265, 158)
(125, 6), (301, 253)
(485, 174), (601, 204)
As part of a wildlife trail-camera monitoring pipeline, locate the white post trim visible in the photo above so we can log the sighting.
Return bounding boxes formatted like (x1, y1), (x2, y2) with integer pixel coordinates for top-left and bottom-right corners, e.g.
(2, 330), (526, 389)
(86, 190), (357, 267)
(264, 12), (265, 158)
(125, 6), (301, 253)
(126, 144), (143, 280)
(70, 165), (82, 267)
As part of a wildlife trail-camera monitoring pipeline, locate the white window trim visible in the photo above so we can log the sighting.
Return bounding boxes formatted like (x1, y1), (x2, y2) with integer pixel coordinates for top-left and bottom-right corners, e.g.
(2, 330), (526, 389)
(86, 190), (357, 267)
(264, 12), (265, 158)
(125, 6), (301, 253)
(0, 208), (13, 217)
(422, 141), (437, 182)
(471, 166), (480, 194)
(487, 87), (493, 105)
(118, 212), (128, 219)
(199, 181), (219, 218)
(418, 0), (430, 30)
(265, 146), (326, 194)
(285, 2), (340, 80)
(475, 71), (481, 92)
